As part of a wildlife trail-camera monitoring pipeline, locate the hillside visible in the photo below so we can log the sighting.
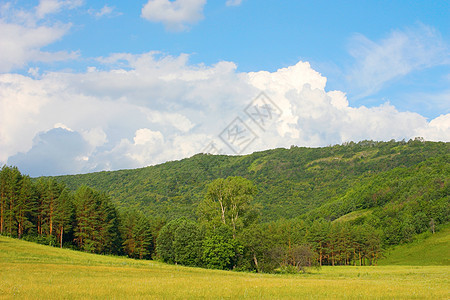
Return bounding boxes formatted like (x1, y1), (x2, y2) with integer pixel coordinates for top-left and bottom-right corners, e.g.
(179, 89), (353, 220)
(1, 235), (449, 299)
(378, 224), (450, 266)
(56, 140), (449, 223)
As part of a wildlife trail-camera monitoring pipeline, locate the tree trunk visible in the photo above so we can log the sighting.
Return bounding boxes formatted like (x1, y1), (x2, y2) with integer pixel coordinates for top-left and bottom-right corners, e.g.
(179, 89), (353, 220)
(18, 218), (22, 239)
(49, 201), (53, 236)
(9, 198), (13, 236)
(218, 195), (226, 225)
(0, 201), (3, 234)
(253, 253), (259, 273)
(60, 226), (63, 248)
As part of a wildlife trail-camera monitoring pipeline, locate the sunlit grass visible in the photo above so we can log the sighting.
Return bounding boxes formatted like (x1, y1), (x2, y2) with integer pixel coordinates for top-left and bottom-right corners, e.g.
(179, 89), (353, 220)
(1, 236), (449, 299)
(379, 224), (450, 266)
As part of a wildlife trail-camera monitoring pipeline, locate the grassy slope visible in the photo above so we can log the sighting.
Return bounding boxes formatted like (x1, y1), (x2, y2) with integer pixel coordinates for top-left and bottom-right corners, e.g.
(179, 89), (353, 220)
(1, 236), (449, 299)
(379, 225), (450, 266)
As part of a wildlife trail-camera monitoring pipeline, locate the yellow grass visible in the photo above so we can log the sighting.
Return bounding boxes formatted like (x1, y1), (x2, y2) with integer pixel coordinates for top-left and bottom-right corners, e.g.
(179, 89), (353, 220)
(1, 236), (449, 299)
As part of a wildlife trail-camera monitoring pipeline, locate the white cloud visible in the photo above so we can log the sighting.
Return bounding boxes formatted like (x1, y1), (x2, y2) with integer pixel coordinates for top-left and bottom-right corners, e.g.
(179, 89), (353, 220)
(415, 114), (450, 141)
(0, 1), (79, 72)
(347, 24), (449, 98)
(1, 52), (448, 176)
(89, 5), (121, 19)
(141, 0), (206, 31)
(226, 0), (243, 7)
(7, 127), (91, 176)
(0, 21), (77, 72)
(36, 0), (83, 19)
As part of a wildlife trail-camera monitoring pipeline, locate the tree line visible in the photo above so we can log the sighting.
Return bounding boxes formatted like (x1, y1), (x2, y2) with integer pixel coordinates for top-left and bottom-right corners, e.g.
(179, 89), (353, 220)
(155, 176), (382, 272)
(0, 165), (159, 258)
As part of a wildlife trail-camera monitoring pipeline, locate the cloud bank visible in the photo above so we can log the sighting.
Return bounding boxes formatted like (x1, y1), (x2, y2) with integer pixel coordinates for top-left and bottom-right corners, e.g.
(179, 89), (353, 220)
(0, 1), (448, 176)
(1, 53), (449, 176)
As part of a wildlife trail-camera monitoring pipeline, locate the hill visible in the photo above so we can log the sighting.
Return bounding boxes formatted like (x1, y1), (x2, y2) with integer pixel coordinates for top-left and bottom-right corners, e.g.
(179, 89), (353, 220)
(1, 235), (449, 299)
(379, 224), (450, 266)
(56, 140), (449, 223)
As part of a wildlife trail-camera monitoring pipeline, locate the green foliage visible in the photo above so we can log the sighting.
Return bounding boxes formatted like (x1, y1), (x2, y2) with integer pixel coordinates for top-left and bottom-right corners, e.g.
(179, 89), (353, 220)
(172, 220), (203, 266)
(198, 176), (258, 235)
(55, 141), (449, 223)
(202, 225), (243, 270)
(121, 211), (153, 259)
(156, 217), (203, 266)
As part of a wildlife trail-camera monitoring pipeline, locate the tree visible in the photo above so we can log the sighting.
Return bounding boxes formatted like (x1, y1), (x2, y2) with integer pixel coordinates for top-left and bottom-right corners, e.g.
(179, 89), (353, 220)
(0, 165), (9, 234)
(133, 215), (153, 259)
(198, 176), (257, 237)
(53, 188), (74, 248)
(41, 179), (64, 239)
(288, 244), (318, 272)
(238, 223), (274, 272)
(122, 211), (153, 259)
(3, 166), (22, 236)
(16, 176), (36, 239)
(156, 219), (178, 264)
(306, 219), (330, 266)
(156, 218), (202, 266)
(74, 186), (100, 252)
(173, 220), (203, 266)
(202, 225), (243, 270)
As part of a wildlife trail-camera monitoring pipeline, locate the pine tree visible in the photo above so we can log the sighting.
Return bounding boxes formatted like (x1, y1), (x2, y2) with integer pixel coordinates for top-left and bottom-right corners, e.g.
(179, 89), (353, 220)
(42, 179), (63, 239)
(133, 214), (153, 259)
(74, 186), (100, 252)
(54, 188), (74, 248)
(0, 166), (10, 234)
(3, 167), (22, 236)
(16, 176), (36, 239)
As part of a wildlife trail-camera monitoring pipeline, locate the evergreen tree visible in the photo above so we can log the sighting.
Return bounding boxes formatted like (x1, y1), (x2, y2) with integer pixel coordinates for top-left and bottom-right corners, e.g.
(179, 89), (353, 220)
(16, 176), (36, 239)
(53, 188), (74, 248)
(74, 186), (101, 252)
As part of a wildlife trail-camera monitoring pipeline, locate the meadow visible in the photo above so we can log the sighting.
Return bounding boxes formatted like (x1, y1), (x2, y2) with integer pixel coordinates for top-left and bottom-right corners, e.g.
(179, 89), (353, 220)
(1, 236), (449, 299)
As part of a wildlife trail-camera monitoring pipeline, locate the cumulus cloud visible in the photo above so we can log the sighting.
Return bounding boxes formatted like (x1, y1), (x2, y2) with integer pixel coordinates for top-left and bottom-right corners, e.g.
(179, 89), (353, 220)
(347, 24), (450, 98)
(0, 0), (79, 72)
(141, 0), (206, 31)
(7, 128), (91, 176)
(2, 52), (449, 176)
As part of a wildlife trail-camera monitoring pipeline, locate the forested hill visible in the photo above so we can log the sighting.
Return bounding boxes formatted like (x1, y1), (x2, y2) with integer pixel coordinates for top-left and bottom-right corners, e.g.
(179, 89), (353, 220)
(55, 139), (449, 223)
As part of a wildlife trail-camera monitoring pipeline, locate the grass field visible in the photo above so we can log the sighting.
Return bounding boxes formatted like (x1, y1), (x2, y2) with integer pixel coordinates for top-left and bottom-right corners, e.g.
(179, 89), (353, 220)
(378, 224), (450, 266)
(1, 236), (449, 299)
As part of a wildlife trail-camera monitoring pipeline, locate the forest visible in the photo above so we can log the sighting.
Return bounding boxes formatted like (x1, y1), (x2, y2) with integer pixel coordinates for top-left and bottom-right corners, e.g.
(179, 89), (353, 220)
(0, 139), (449, 273)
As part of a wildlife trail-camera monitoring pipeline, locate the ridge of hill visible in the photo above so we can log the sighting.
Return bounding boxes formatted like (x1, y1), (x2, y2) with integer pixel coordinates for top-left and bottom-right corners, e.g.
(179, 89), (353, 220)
(56, 140), (449, 225)
(57, 140), (450, 234)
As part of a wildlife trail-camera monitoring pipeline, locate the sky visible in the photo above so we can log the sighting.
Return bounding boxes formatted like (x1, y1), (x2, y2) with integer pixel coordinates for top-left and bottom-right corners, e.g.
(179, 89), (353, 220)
(0, 0), (449, 177)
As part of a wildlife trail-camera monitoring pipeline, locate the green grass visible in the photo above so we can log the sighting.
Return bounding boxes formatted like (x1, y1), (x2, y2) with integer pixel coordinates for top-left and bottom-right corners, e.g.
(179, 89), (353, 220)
(333, 209), (372, 223)
(1, 236), (449, 299)
(379, 225), (450, 266)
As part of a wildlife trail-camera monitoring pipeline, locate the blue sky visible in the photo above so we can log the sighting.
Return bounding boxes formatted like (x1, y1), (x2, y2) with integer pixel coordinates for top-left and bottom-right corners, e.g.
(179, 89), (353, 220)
(0, 0), (449, 176)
